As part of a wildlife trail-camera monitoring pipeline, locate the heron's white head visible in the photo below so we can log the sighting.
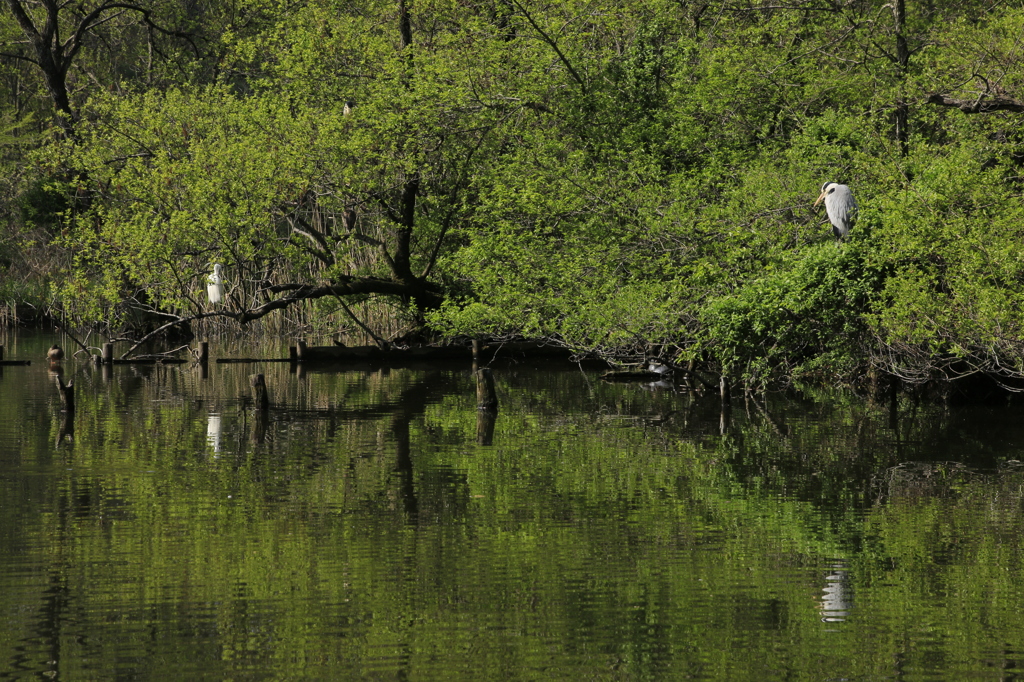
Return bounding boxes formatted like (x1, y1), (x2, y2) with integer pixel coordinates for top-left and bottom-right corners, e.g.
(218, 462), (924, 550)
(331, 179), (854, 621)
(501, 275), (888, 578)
(814, 182), (838, 208)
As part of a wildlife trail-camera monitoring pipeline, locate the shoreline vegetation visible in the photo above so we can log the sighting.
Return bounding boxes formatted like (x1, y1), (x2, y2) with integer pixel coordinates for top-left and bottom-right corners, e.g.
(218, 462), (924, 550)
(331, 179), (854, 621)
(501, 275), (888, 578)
(2, 0), (1023, 395)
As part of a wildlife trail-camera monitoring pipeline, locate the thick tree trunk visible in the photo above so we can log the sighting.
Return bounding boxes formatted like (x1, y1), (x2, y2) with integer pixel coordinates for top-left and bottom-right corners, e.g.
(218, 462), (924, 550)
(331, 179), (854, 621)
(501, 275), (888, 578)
(391, 174), (419, 283)
(4, 0), (76, 134)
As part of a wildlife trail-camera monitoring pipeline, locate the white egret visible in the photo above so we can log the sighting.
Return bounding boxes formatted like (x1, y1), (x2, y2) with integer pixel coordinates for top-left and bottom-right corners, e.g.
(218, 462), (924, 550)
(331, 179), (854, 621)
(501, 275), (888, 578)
(207, 263), (225, 305)
(814, 182), (857, 243)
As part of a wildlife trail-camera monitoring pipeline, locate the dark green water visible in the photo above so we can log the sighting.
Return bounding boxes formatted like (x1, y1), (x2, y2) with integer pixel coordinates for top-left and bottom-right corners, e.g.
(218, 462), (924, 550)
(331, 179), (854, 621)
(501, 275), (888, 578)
(2, 331), (1024, 680)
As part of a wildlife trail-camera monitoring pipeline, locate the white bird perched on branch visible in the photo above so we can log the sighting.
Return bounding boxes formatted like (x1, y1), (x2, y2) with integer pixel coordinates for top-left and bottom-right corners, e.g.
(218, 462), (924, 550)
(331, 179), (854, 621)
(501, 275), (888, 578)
(814, 181), (857, 243)
(207, 263), (225, 305)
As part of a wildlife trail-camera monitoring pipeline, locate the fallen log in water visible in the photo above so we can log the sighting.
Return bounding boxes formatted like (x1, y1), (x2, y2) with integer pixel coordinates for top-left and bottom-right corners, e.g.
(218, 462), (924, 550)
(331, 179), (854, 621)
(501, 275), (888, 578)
(93, 357), (189, 365)
(0, 345), (31, 365)
(600, 370), (668, 382)
(216, 341), (575, 365)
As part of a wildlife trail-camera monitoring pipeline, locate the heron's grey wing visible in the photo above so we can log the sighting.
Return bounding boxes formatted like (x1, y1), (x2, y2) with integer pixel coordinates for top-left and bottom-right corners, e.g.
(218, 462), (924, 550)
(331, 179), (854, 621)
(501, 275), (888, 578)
(827, 186), (856, 230)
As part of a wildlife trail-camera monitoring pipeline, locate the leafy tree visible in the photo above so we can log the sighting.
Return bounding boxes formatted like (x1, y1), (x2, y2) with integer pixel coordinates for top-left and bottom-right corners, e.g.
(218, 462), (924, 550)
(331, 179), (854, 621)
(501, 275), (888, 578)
(3, 0), (1023, 386)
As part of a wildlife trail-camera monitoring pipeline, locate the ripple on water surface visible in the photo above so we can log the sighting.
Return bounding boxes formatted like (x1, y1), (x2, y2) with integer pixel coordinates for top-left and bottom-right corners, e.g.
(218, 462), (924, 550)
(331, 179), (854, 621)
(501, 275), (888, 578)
(5, 333), (1024, 678)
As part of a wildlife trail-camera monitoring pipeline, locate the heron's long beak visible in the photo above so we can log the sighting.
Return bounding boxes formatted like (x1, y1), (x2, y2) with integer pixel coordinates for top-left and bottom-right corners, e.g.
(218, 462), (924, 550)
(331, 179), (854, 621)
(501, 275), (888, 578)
(813, 190), (827, 208)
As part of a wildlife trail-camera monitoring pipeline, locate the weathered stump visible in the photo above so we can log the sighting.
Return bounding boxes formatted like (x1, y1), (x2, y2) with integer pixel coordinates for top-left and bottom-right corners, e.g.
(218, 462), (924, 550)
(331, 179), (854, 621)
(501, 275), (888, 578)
(102, 342), (114, 365)
(476, 409), (497, 446)
(471, 339), (481, 372)
(197, 341), (209, 364)
(475, 368), (498, 411)
(250, 373), (269, 410)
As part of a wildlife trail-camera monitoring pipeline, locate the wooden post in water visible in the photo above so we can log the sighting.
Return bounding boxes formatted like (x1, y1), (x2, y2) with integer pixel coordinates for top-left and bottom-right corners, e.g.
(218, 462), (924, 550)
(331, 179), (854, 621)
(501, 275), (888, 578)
(0, 345), (4, 361)
(250, 374), (269, 443)
(197, 341), (210, 379)
(475, 368), (498, 411)
(476, 410), (497, 445)
(719, 374), (731, 404)
(56, 376), (75, 413)
(102, 342), (114, 364)
(471, 339), (482, 372)
(250, 373), (269, 410)
(296, 339), (307, 362)
(289, 345), (298, 363)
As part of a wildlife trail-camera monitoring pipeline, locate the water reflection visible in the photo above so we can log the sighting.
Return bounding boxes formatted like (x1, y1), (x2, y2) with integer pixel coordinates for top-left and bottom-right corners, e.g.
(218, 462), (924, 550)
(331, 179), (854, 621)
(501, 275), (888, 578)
(2, 333), (1024, 679)
(206, 413), (222, 456)
(819, 561), (852, 624)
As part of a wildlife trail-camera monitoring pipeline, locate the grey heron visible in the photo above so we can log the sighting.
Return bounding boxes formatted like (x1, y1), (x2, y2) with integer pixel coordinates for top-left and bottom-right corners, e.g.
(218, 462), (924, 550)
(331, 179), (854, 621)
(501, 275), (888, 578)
(814, 182), (857, 243)
(207, 264), (225, 305)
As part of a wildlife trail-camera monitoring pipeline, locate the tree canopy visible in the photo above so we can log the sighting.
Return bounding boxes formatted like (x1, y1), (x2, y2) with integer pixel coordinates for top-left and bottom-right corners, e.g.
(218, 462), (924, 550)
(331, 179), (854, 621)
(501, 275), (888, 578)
(2, 0), (1024, 385)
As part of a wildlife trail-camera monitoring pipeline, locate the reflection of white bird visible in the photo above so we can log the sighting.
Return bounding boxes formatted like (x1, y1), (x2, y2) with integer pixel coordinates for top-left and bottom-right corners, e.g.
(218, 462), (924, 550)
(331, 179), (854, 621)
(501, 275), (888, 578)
(206, 413), (222, 456)
(207, 264), (225, 305)
(814, 182), (858, 243)
(819, 562), (852, 623)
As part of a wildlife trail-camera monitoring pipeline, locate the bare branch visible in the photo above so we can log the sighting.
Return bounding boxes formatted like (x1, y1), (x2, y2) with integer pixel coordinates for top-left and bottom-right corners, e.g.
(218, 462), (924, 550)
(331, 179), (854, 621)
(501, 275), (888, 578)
(505, 0), (587, 93)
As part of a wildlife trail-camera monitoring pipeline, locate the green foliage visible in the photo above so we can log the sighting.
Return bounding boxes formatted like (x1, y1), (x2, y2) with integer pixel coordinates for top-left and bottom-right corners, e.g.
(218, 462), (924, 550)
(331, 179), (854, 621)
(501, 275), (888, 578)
(698, 241), (889, 383)
(3, 0), (1024, 382)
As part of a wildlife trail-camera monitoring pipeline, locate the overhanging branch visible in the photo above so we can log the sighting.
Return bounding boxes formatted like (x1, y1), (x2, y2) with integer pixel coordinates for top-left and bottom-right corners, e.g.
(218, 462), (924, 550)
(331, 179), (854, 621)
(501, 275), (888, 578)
(926, 93), (1024, 114)
(239, 278), (443, 323)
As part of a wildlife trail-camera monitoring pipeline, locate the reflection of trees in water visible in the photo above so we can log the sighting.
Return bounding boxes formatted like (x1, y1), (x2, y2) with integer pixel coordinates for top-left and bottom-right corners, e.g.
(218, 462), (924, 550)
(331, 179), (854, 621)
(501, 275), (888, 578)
(872, 460), (1024, 508)
(241, 370), (472, 527)
(873, 461), (982, 504)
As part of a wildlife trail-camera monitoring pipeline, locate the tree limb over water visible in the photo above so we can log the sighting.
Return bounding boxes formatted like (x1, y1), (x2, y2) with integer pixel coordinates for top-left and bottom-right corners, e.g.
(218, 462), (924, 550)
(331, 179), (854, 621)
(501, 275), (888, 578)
(926, 93), (1024, 114)
(120, 276), (441, 358)
(240, 278), (443, 325)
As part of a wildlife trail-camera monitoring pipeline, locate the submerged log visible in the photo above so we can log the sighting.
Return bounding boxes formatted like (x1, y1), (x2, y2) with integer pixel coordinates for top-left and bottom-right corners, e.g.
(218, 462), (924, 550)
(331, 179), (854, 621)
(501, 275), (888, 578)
(220, 340), (577, 366)
(0, 345), (31, 366)
(95, 357), (189, 365)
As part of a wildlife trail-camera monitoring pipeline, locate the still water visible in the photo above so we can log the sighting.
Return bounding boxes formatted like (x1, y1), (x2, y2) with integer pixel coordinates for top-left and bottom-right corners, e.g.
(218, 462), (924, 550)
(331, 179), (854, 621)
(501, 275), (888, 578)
(2, 331), (1024, 680)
